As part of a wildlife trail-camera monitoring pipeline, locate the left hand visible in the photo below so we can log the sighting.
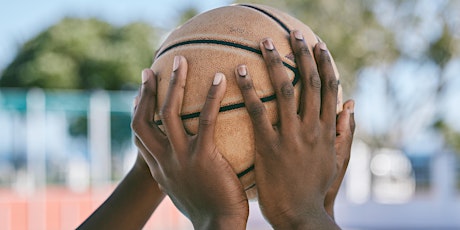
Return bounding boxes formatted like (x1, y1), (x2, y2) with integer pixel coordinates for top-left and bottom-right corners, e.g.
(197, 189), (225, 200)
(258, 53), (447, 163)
(132, 57), (249, 230)
(234, 31), (342, 229)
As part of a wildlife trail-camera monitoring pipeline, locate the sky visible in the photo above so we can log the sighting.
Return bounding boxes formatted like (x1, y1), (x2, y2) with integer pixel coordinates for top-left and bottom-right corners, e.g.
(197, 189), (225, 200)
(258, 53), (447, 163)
(0, 0), (232, 71)
(1, 0), (459, 154)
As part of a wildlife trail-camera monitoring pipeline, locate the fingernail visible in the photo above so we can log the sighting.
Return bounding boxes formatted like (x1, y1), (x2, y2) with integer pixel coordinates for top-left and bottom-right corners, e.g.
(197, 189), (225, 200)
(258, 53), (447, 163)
(142, 70), (149, 83)
(263, 39), (274, 51)
(293, 30), (303, 40)
(213, 72), (224, 85)
(347, 100), (355, 113)
(173, 56), (180, 72)
(237, 65), (247, 77)
(319, 42), (328, 51)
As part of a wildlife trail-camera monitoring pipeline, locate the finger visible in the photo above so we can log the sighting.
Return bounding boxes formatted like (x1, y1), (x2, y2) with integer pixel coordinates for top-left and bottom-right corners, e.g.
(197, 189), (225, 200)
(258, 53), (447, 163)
(235, 65), (274, 138)
(335, 100), (355, 175)
(131, 69), (167, 159)
(196, 72), (227, 148)
(260, 38), (297, 126)
(325, 101), (354, 218)
(289, 30), (321, 121)
(160, 55), (188, 148)
(313, 42), (338, 124)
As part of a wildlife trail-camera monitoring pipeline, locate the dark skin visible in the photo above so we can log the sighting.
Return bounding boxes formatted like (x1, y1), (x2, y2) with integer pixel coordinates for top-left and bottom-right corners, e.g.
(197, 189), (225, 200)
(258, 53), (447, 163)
(78, 30), (355, 229)
(234, 31), (354, 229)
(132, 57), (249, 230)
(76, 152), (165, 230)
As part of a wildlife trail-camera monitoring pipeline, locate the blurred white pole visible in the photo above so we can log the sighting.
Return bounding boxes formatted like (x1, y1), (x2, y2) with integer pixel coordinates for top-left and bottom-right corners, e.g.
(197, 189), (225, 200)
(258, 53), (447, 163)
(26, 88), (46, 230)
(432, 151), (456, 203)
(346, 140), (371, 204)
(88, 91), (111, 188)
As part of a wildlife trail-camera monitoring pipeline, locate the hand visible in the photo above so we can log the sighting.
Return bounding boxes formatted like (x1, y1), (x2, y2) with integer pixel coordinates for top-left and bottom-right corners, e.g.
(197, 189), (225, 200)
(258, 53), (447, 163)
(234, 31), (342, 229)
(132, 57), (249, 230)
(325, 100), (355, 219)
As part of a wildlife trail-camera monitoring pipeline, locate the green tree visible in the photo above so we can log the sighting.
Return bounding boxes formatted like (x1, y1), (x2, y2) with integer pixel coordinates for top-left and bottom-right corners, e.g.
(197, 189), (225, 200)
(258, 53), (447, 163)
(0, 18), (159, 159)
(234, 0), (400, 95)
(0, 17), (158, 90)
(234, 0), (460, 151)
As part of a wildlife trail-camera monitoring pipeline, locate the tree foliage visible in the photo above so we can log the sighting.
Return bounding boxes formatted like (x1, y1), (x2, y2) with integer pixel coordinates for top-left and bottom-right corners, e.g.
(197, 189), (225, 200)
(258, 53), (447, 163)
(0, 18), (158, 154)
(234, 0), (400, 96)
(0, 18), (157, 90)
(233, 0), (460, 152)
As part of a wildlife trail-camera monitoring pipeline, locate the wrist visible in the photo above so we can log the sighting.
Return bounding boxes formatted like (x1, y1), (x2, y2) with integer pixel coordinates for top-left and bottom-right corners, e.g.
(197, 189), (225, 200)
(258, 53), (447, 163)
(193, 214), (248, 230)
(132, 152), (152, 178)
(269, 207), (339, 230)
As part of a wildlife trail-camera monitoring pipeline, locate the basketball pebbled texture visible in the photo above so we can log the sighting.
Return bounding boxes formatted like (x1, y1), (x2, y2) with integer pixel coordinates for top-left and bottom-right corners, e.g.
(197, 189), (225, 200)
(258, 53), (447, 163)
(151, 3), (343, 199)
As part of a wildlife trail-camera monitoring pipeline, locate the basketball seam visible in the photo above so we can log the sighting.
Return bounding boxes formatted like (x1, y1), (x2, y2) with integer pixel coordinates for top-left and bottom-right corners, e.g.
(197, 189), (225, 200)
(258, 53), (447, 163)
(153, 40), (299, 126)
(153, 6), (300, 179)
(237, 4), (291, 34)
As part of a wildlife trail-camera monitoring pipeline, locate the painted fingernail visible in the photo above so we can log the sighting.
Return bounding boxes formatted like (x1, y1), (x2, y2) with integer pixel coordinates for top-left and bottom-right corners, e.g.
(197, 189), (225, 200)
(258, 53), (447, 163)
(293, 30), (303, 40)
(173, 56), (180, 72)
(213, 72), (224, 85)
(319, 42), (328, 51)
(237, 65), (247, 77)
(263, 39), (274, 51)
(142, 70), (149, 83)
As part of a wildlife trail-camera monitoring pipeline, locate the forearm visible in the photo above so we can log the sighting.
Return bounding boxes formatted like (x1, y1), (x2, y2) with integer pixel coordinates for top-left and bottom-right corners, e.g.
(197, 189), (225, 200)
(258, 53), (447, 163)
(77, 154), (165, 230)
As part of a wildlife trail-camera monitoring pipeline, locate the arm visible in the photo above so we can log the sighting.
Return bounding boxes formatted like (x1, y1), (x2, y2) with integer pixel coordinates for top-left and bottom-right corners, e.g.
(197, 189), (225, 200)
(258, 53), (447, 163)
(77, 152), (165, 230)
(132, 61), (249, 230)
(235, 30), (355, 229)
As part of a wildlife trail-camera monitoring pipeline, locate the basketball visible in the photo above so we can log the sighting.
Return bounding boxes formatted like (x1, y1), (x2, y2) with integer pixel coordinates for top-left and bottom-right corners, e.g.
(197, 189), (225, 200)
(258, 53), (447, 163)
(151, 3), (342, 199)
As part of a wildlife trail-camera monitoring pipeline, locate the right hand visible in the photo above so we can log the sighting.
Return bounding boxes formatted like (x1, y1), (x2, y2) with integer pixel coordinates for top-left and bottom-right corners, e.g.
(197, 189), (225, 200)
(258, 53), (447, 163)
(132, 57), (249, 230)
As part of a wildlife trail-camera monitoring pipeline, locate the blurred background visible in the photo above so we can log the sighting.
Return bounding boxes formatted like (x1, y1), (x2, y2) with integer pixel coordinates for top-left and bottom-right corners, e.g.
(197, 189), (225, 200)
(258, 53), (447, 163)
(0, 0), (459, 229)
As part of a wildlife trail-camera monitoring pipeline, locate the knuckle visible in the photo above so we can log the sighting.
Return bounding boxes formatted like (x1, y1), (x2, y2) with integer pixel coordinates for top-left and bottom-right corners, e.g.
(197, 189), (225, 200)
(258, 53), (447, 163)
(159, 106), (174, 121)
(320, 52), (333, 64)
(239, 81), (254, 92)
(280, 81), (295, 99)
(327, 78), (339, 92)
(269, 140), (282, 152)
(247, 103), (266, 119)
(309, 71), (322, 89)
(296, 46), (311, 57)
(199, 116), (215, 127)
(305, 126), (320, 143)
(267, 55), (283, 67)
(206, 90), (218, 101)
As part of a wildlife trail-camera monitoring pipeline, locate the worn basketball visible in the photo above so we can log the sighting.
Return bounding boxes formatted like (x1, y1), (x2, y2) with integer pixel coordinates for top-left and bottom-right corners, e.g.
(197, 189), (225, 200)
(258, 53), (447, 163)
(151, 4), (342, 199)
